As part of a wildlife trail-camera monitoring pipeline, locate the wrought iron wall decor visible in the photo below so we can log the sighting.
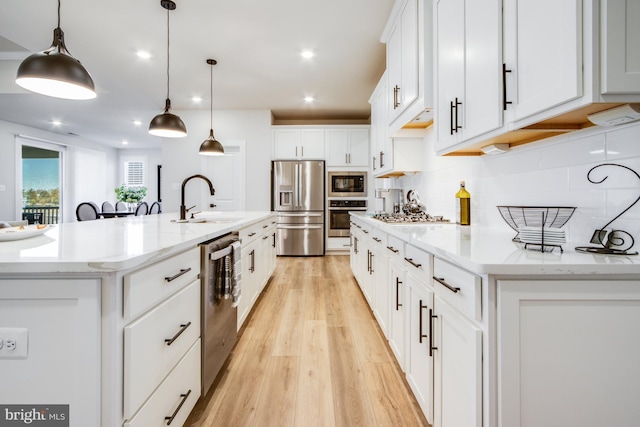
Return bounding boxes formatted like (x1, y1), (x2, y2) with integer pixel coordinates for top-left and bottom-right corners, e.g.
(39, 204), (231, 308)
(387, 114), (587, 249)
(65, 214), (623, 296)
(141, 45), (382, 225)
(575, 163), (639, 255)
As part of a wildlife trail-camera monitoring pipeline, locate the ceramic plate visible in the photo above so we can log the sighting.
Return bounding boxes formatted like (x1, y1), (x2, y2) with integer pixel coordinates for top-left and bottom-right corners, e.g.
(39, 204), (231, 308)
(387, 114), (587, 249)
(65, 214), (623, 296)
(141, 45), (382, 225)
(0, 224), (54, 242)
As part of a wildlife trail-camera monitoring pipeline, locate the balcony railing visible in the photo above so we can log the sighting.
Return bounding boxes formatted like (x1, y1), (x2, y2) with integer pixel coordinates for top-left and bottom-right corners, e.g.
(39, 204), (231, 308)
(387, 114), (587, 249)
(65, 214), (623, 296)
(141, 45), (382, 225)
(22, 206), (60, 224)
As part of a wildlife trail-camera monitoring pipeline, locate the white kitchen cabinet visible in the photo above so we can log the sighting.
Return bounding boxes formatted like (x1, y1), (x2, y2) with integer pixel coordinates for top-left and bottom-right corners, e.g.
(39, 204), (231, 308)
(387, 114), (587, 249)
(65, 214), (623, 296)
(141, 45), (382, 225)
(433, 295), (482, 427)
(0, 278), (101, 427)
(272, 128), (325, 159)
(386, 0), (420, 124)
(505, 0), (583, 122)
(406, 270), (435, 424)
(601, 0), (640, 94)
(388, 257), (407, 369)
(371, 229), (390, 336)
(498, 279), (640, 427)
(369, 72), (392, 174)
(326, 128), (370, 167)
(434, 0), (502, 151)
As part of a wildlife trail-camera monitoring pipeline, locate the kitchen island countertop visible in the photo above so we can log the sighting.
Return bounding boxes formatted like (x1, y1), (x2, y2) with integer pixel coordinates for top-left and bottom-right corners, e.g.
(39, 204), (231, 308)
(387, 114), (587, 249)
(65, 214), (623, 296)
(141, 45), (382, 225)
(351, 212), (640, 276)
(0, 211), (273, 274)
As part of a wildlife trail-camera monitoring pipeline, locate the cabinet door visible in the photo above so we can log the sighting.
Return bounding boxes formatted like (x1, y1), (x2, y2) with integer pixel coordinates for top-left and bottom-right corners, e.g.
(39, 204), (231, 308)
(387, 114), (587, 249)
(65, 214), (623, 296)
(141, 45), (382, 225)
(325, 130), (349, 166)
(434, 295), (482, 427)
(435, 0), (464, 148)
(388, 260), (407, 370)
(387, 22), (403, 122)
(509, 0), (583, 121)
(406, 273), (434, 424)
(601, 0), (640, 94)
(273, 129), (300, 159)
(348, 129), (370, 167)
(463, 0), (502, 140)
(300, 129), (325, 159)
(238, 239), (258, 329)
(498, 280), (640, 427)
(399, 0), (419, 113)
(372, 244), (390, 336)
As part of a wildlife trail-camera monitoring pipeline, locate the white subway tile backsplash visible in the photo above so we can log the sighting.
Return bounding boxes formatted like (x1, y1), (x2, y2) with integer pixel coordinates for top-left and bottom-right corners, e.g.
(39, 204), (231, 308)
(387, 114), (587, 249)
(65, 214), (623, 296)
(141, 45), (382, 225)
(394, 122), (640, 246)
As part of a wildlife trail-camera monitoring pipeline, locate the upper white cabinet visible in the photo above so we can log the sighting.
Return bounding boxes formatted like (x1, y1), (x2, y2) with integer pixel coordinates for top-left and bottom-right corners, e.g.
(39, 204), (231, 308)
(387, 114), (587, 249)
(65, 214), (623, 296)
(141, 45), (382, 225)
(326, 128), (370, 167)
(273, 128), (325, 159)
(382, 0), (434, 135)
(387, 0), (420, 123)
(434, 0), (503, 151)
(433, 0), (640, 155)
(505, 0), (583, 122)
(600, 0), (640, 94)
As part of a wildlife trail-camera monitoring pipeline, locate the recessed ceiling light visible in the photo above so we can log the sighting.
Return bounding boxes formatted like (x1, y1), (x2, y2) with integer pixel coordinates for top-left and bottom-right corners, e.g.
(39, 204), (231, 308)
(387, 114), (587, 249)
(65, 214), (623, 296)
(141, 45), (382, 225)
(122, 140), (128, 145)
(136, 50), (152, 59)
(133, 120), (142, 126)
(51, 120), (62, 126)
(192, 96), (203, 103)
(304, 96), (314, 103)
(301, 50), (315, 59)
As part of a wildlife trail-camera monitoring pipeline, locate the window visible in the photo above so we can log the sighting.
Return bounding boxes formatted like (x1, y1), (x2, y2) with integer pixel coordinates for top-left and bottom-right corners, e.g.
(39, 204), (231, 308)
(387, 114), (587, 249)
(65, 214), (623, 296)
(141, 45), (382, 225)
(124, 161), (145, 187)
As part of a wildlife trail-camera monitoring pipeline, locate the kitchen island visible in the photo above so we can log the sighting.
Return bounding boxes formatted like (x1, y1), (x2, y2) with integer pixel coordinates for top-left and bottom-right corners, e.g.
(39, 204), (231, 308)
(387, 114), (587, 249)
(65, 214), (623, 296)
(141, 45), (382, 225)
(350, 212), (640, 427)
(0, 211), (275, 427)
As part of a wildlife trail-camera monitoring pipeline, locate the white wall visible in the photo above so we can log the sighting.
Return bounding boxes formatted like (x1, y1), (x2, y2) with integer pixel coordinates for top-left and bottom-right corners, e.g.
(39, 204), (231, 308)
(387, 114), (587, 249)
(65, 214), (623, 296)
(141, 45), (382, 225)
(161, 109), (272, 214)
(389, 121), (640, 246)
(0, 119), (119, 222)
(116, 149), (162, 205)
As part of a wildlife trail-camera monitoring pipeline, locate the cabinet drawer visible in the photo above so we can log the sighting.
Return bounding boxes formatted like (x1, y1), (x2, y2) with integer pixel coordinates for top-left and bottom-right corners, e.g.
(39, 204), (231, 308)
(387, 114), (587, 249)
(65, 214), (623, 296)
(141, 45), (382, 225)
(124, 340), (201, 427)
(386, 234), (405, 259)
(124, 280), (201, 419)
(404, 244), (432, 283)
(433, 258), (481, 321)
(124, 247), (200, 320)
(240, 217), (274, 245)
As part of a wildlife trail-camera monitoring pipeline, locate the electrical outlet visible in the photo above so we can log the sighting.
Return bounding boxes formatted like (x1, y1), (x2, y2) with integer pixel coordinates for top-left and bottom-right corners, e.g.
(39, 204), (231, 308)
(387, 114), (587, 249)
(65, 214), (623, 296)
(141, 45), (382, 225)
(0, 328), (28, 359)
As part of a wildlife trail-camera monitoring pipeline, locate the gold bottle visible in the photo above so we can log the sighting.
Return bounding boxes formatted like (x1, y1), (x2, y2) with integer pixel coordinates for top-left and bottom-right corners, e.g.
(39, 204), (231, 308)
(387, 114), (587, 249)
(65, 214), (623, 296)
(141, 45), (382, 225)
(455, 181), (470, 225)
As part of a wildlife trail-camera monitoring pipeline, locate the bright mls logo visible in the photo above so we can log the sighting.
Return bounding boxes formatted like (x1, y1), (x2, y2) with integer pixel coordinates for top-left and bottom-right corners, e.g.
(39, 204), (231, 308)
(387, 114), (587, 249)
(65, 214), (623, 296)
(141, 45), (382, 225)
(0, 405), (68, 427)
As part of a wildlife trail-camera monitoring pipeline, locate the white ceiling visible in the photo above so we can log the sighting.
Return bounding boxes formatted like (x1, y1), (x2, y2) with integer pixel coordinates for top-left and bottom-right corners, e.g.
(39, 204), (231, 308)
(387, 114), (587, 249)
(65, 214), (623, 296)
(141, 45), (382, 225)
(0, 0), (394, 149)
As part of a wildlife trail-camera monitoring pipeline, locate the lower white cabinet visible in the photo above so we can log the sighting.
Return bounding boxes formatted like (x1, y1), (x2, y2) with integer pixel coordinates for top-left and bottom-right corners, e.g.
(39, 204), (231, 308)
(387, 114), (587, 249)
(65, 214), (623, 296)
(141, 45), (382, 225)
(498, 280), (640, 427)
(124, 340), (201, 427)
(372, 239), (390, 336)
(387, 258), (407, 370)
(406, 271), (435, 424)
(433, 295), (482, 427)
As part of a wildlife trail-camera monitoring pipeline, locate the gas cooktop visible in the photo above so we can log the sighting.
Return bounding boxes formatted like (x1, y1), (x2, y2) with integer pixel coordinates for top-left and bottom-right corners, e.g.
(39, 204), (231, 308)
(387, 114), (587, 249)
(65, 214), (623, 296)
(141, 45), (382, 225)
(372, 212), (451, 224)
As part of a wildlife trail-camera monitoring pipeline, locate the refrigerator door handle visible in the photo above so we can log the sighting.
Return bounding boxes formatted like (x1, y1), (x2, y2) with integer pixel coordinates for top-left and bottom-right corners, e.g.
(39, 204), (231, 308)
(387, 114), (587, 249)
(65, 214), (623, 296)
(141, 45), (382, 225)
(277, 212), (323, 217)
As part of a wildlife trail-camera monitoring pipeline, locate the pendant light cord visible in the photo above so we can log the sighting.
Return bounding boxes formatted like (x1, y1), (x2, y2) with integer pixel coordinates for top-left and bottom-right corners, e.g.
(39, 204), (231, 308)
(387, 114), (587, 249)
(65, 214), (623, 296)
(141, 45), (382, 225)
(210, 63), (213, 129)
(166, 6), (170, 100)
(57, 0), (61, 28)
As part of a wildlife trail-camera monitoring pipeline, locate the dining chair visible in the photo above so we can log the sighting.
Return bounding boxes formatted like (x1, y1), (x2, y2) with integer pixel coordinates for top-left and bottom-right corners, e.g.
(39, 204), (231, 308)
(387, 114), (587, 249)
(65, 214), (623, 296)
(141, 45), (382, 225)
(135, 202), (149, 216)
(115, 201), (127, 211)
(102, 201), (115, 213)
(148, 201), (162, 214)
(76, 202), (99, 221)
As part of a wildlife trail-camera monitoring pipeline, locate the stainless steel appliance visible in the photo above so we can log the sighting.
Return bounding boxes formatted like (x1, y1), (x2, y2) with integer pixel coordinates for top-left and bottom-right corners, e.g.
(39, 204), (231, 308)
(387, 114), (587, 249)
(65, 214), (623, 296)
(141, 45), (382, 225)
(272, 160), (325, 256)
(200, 232), (240, 395)
(328, 199), (367, 237)
(328, 171), (367, 197)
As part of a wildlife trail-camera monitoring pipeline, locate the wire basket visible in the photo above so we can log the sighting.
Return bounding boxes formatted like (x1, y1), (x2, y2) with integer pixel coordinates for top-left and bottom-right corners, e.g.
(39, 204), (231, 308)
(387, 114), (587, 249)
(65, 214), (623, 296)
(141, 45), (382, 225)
(497, 206), (576, 243)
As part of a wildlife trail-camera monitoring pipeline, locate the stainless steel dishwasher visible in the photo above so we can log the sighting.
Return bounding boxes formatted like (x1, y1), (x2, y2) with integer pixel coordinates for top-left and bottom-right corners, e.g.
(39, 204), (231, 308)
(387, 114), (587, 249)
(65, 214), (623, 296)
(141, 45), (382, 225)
(200, 232), (239, 396)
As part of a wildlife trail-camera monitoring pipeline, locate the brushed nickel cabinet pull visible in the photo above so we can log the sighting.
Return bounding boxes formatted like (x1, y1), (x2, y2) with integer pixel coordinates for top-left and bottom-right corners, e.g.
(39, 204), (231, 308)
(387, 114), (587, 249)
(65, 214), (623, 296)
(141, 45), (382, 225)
(165, 389), (192, 425)
(433, 276), (461, 293)
(393, 85), (400, 109)
(369, 252), (374, 274)
(395, 277), (403, 310)
(380, 151), (385, 168)
(165, 321), (192, 346)
(165, 267), (191, 282)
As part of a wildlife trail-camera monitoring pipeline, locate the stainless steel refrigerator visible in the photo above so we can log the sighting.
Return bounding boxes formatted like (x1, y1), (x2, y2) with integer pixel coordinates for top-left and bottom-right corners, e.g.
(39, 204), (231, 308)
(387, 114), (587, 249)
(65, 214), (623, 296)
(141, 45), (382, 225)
(272, 160), (325, 256)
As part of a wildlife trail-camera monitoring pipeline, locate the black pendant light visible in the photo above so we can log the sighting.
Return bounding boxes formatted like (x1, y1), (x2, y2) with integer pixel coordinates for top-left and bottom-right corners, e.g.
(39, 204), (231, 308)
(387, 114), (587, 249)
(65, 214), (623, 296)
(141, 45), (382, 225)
(199, 59), (224, 156)
(15, 0), (96, 100)
(149, 0), (187, 138)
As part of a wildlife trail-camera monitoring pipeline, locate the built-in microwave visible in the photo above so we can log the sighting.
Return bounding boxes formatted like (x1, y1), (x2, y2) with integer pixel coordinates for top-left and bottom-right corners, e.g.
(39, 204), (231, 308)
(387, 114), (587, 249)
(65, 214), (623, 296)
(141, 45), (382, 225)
(328, 172), (367, 197)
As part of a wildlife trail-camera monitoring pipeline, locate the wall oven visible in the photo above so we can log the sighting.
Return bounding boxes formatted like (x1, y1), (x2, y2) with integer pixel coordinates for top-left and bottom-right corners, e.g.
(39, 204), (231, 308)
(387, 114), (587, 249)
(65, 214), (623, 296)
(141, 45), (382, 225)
(328, 172), (367, 198)
(328, 199), (367, 237)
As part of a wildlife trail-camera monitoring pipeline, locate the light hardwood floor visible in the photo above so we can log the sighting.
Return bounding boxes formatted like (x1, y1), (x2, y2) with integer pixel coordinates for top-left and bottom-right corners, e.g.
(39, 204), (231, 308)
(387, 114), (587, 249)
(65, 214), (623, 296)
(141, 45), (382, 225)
(186, 255), (430, 427)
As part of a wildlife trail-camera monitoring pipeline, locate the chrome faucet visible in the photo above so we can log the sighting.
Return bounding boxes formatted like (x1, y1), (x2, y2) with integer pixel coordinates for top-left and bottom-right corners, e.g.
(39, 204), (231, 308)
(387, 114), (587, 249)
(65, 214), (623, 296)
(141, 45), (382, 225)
(180, 174), (215, 220)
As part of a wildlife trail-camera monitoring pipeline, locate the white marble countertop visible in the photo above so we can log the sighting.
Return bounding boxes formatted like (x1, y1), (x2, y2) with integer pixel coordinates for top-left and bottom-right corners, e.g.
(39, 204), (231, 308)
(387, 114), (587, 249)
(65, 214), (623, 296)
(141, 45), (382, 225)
(351, 213), (640, 276)
(0, 211), (273, 274)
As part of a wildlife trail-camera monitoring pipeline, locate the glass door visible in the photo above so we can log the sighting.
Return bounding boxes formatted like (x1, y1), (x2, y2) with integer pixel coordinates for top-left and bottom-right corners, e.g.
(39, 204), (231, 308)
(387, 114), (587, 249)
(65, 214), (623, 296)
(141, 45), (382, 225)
(20, 141), (64, 224)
